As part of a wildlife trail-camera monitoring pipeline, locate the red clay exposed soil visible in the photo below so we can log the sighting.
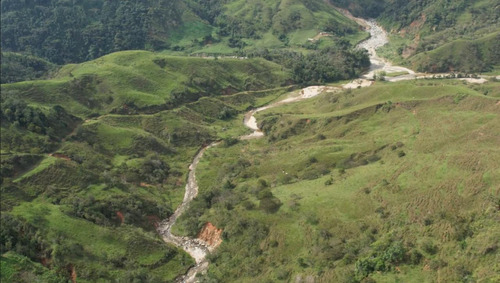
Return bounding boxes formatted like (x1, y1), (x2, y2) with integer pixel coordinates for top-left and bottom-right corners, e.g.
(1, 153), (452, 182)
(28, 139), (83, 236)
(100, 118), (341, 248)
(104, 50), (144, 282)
(139, 182), (154, 188)
(147, 215), (161, 228)
(197, 222), (223, 247)
(116, 211), (125, 224)
(70, 264), (77, 283)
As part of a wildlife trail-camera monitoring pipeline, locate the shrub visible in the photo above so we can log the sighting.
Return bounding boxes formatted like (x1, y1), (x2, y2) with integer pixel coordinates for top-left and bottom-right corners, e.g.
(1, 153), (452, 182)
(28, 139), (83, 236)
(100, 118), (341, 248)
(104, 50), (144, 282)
(259, 195), (282, 213)
(223, 137), (239, 147)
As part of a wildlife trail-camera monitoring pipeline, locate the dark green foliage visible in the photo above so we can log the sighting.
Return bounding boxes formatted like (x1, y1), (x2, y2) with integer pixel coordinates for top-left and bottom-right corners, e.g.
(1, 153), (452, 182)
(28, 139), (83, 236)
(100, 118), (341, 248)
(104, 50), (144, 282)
(258, 189), (282, 213)
(185, 0), (223, 25)
(0, 98), (79, 140)
(1, 52), (56, 83)
(139, 155), (170, 184)
(222, 137), (239, 147)
(380, 0), (469, 31)
(62, 193), (171, 229)
(0, 155), (43, 179)
(0, 97), (80, 154)
(0, 0), (184, 64)
(329, 0), (386, 18)
(0, 214), (46, 259)
(246, 44), (370, 85)
(355, 241), (408, 279)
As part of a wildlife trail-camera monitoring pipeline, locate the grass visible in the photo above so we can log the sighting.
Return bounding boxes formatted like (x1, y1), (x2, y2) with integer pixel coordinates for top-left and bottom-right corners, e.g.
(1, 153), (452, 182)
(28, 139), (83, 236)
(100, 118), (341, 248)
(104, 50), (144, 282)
(0, 57), (303, 281)
(10, 201), (194, 282)
(385, 71), (409, 77)
(377, 1), (500, 73)
(408, 32), (500, 73)
(175, 79), (500, 282)
(14, 156), (57, 182)
(1, 51), (290, 118)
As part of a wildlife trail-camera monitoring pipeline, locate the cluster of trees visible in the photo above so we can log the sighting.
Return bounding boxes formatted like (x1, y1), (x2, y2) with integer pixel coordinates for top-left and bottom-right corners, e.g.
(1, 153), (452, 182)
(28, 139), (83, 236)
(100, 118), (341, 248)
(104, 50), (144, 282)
(1, 99), (76, 138)
(379, 0), (468, 30)
(0, 214), (47, 260)
(329, 0), (386, 18)
(1, 0), (183, 64)
(246, 43), (370, 85)
(62, 193), (171, 229)
(1, 52), (56, 83)
(0, 98), (79, 153)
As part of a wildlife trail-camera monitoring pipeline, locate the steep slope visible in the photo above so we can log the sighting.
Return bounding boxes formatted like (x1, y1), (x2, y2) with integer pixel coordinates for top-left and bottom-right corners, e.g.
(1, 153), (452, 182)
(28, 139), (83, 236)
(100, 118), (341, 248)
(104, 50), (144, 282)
(0, 52), (57, 84)
(0, 0), (192, 64)
(377, 0), (500, 73)
(330, 0), (500, 73)
(176, 80), (500, 282)
(1, 51), (289, 117)
(0, 52), (294, 282)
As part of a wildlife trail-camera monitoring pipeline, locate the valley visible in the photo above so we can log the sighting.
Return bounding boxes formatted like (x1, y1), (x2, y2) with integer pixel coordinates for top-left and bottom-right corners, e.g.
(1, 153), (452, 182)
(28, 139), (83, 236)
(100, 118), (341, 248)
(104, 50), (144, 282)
(1, 1), (499, 283)
(158, 12), (498, 281)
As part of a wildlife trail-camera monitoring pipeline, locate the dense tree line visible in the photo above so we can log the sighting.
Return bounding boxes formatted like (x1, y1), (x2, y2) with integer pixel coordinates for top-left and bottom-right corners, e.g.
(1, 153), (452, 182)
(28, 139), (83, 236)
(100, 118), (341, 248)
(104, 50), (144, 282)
(0, 98), (78, 139)
(1, 0), (183, 64)
(0, 52), (56, 84)
(329, 0), (386, 18)
(246, 42), (370, 85)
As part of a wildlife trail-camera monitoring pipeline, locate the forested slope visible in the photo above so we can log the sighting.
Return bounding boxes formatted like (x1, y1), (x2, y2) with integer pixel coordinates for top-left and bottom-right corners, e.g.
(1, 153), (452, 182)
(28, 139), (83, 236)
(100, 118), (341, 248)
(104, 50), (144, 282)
(1, 0), (365, 64)
(330, 0), (500, 73)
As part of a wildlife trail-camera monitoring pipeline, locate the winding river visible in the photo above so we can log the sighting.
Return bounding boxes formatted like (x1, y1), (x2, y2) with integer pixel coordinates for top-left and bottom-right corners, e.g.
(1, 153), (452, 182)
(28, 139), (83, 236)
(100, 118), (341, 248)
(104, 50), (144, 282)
(157, 13), (395, 283)
(156, 9), (491, 282)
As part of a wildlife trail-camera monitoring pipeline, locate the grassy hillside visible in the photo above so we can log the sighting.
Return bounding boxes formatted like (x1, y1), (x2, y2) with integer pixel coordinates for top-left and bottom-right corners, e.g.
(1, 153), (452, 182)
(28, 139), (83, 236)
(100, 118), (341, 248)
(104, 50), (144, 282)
(407, 33), (500, 73)
(329, 0), (500, 73)
(1, 51), (289, 117)
(174, 79), (500, 282)
(0, 52), (297, 282)
(190, 0), (368, 54)
(375, 0), (500, 73)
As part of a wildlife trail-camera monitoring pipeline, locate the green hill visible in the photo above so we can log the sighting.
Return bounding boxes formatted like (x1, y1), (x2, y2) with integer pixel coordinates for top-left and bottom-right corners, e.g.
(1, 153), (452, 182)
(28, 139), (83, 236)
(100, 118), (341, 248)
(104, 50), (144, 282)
(175, 79), (500, 282)
(330, 0), (500, 73)
(1, 51), (290, 117)
(1, 1), (499, 282)
(377, 0), (500, 73)
(1, 0), (367, 66)
(0, 52), (296, 282)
